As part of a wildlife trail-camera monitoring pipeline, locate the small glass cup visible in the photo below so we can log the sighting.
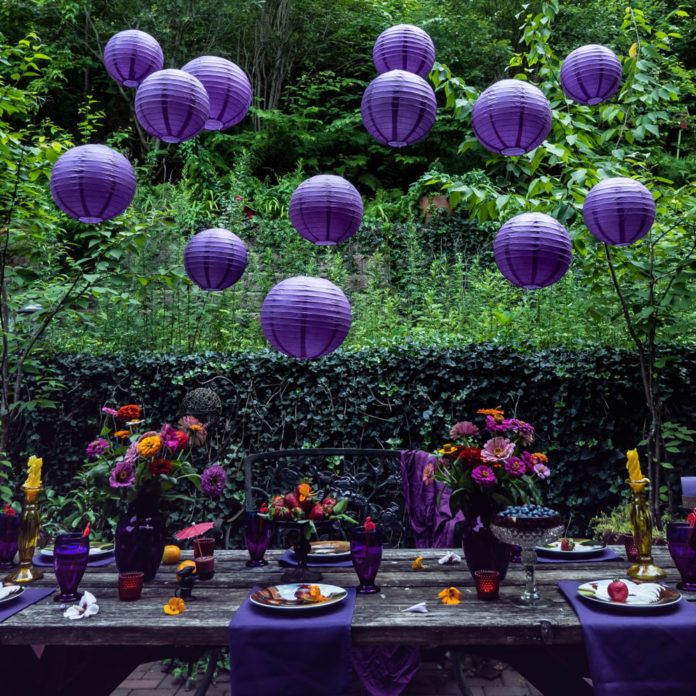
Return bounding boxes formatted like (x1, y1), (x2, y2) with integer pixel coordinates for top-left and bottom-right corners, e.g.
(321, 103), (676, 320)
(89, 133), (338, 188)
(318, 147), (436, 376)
(118, 571), (144, 601)
(0, 513), (20, 569)
(621, 533), (639, 562)
(666, 522), (696, 592)
(244, 511), (271, 567)
(195, 555), (215, 581)
(193, 537), (215, 558)
(349, 525), (383, 594)
(474, 570), (500, 600)
(54, 532), (89, 603)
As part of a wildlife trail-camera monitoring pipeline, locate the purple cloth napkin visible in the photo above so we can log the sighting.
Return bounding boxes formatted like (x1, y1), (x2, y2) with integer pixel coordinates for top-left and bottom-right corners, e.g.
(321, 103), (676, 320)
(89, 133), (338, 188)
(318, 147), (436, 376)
(559, 580), (696, 695)
(279, 549), (353, 567)
(537, 547), (620, 563)
(229, 587), (356, 695)
(400, 449), (465, 548)
(32, 552), (115, 568)
(352, 645), (422, 696)
(0, 587), (54, 623)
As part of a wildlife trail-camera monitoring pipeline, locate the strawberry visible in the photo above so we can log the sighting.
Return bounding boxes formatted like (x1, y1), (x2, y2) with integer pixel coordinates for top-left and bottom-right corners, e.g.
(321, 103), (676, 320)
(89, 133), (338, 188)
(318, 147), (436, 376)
(292, 506), (306, 520)
(607, 578), (629, 602)
(322, 504), (334, 517)
(560, 538), (575, 551)
(272, 506), (293, 521)
(284, 493), (300, 509)
(309, 502), (325, 520)
(321, 496), (337, 508)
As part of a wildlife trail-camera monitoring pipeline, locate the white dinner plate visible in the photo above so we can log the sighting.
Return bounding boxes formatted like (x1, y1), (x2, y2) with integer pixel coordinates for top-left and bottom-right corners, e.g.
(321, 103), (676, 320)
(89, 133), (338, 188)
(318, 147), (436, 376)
(40, 542), (114, 559)
(577, 578), (681, 611)
(293, 540), (351, 560)
(0, 585), (25, 605)
(536, 538), (606, 558)
(250, 583), (347, 611)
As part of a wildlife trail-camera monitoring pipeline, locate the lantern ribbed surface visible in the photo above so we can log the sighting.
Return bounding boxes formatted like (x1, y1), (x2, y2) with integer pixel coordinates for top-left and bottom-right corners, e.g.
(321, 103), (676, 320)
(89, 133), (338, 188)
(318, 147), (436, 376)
(582, 178), (655, 246)
(181, 56), (252, 130)
(373, 24), (435, 78)
(50, 144), (136, 224)
(471, 79), (552, 156)
(103, 30), (164, 87)
(183, 228), (247, 291)
(361, 69), (437, 147)
(494, 213), (572, 289)
(289, 175), (364, 246)
(261, 276), (352, 360)
(560, 44), (622, 106)
(135, 69), (209, 143)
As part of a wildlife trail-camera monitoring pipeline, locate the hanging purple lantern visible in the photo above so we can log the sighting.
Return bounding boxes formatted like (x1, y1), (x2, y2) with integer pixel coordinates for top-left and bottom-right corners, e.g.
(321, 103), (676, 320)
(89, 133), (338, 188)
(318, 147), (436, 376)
(361, 70), (437, 147)
(50, 144), (136, 224)
(183, 228), (247, 291)
(134, 69), (209, 143)
(289, 175), (363, 246)
(181, 56), (252, 130)
(583, 178), (655, 246)
(471, 79), (551, 156)
(261, 276), (351, 359)
(494, 213), (572, 289)
(373, 24), (436, 78)
(103, 30), (164, 88)
(560, 45), (622, 106)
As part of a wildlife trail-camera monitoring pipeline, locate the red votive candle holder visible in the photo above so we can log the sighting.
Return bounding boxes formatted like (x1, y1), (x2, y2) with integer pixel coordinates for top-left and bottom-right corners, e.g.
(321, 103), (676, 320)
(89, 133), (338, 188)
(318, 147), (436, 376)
(474, 570), (500, 600)
(622, 533), (639, 563)
(195, 555), (215, 580)
(118, 571), (144, 601)
(193, 537), (215, 558)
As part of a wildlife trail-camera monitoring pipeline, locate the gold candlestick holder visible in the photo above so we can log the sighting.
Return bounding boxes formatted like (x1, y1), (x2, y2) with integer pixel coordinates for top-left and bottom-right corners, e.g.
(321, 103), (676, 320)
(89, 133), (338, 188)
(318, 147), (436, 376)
(626, 478), (666, 581)
(5, 485), (44, 583)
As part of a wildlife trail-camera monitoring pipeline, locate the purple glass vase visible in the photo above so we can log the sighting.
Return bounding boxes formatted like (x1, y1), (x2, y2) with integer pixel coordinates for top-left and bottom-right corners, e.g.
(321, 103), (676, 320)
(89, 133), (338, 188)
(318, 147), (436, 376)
(0, 513), (20, 569)
(244, 511), (272, 567)
(349, 526), (383, 594)
(461, 499), (512, 581)
(666, 522), (696, 592)
(114, 491), (165, 582)
(54, 532), (89, 603)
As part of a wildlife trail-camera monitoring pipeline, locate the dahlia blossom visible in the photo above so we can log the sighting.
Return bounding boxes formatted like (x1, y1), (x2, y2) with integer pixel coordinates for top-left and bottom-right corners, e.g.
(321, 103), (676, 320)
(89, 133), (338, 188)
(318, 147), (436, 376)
(471, 464), (497, 487)
(201, 465), (226, 497)
(86, 438), (110, 458)
(109, 461), (135, 488)
(481, 437), (515, 463)
(450, 421), (479, 439)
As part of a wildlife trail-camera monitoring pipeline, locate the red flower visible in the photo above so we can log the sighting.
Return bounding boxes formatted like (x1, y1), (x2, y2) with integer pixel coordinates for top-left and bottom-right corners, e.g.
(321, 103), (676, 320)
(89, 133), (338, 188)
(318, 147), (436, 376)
(364, 516), (376, 532)
(174, 430), (189, 451)
(458, 447), (483, 467)
(259, 503), (269, 514)
(149, 458), (172, 476)
(117, 404), (140, 423)
(3, 503), (15, 516)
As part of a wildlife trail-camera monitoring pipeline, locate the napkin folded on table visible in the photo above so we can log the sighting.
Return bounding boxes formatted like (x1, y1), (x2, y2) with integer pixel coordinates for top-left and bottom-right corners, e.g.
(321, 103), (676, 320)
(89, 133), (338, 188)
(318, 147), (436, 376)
(559, 580), (696, 696)
(0, 587), (55, 624)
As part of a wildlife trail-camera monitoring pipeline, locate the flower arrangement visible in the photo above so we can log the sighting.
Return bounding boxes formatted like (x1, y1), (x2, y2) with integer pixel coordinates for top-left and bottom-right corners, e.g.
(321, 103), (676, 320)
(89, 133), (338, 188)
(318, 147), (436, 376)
(431, 407), (551, 515)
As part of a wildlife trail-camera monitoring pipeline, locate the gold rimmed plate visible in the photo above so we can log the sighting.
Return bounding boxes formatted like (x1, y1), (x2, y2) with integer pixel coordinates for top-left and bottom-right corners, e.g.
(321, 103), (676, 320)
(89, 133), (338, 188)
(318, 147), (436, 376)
(40, 542), (114, 559)
(250, 583), (347, 611)
(536, 538), (606, 558)
(577, 578), (681, 611)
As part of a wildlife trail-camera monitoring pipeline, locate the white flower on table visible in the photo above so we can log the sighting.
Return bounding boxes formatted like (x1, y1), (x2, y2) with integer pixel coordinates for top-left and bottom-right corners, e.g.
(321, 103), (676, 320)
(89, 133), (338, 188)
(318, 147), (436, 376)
(64, 591), (99, 619)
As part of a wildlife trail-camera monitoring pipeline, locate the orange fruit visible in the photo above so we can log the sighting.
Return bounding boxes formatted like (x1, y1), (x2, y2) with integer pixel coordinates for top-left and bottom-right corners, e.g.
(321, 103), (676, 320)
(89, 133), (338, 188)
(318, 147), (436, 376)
(175, 559), (197, 581)
(162, 544), (181, 564)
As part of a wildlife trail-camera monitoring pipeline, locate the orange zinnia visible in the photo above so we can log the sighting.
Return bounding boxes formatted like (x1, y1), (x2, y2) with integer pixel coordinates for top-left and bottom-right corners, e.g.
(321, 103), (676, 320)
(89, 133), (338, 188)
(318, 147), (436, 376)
(114, 430), (130, 439)
(477, 407), (505, 423)
(438, 587), (461, 605)
(138, 435), (162, 458)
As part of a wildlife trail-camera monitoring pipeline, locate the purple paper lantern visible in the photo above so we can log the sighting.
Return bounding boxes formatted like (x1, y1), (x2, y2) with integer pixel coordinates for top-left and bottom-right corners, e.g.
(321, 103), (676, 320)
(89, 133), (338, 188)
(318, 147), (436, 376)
(50, 144), (136, 224)
(135, 69), (209, 143)
(181, 56), (252, 130)
(373, 24), (436, 78)
(103, 30), (164, 88)
(582, 178), (655, 246)
(471, 79), (552, 156)
(560, 45), (622, 106)
(289, 175), (363, 246)
(361, 70), (437, 147)
(494, 213), (572, 289)
(183, 228), (247, 291)
(261, 276), (351, 359)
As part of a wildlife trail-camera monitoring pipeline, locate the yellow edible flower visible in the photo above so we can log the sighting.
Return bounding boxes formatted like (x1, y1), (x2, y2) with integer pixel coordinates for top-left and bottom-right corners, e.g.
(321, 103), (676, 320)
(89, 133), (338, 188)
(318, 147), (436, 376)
(438, 587), (461, 605)
(412, 556), (427, 570)
(163, 597), (186, 615)
(297, 482), (311, 502)
(138, 435), (162, 458)
(24, 456), (43, 488)
(308, 585), (328, 602)
(438, 444), (457, 456)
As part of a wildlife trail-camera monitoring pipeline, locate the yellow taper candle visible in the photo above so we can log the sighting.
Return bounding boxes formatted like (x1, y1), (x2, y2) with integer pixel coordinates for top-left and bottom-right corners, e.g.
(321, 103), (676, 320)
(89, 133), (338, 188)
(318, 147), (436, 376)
(626, 449), (643, 481)
(24, 456), (42, 488)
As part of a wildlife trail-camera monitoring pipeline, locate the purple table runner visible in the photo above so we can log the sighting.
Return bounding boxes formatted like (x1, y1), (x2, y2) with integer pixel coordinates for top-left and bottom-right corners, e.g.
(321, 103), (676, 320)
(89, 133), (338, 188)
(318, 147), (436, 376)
(32, 552), (115, 568)
(0, 587), (55, 623)
(279, 549), (353, 567)
(559, 580), (696, 695)
(229, 587), (356, 696)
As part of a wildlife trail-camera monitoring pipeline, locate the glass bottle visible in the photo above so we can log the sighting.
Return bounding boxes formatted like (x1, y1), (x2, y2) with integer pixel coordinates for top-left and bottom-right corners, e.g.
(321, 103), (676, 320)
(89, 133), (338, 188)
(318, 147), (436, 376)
(5, 485), (44, 583)
(626, 478), (666, 581)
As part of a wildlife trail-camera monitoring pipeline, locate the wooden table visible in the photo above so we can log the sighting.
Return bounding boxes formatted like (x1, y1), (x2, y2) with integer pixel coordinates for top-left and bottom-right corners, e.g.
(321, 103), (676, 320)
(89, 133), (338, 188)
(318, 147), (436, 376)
(0, 546), (687, 695)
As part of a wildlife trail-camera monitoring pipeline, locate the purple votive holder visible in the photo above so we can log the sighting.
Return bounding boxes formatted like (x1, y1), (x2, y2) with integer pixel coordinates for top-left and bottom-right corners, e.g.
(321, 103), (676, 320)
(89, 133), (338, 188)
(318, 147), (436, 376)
(193, 537), (215, 558)
(349, 525), (383, 594)
(681, 476), (696, 509)
(474, 570), (500, 600)
(118, 571), (144, 601)
(666, 522), (696, 592)
(244, 511), (271, 568)
(0, 513), (20, 569)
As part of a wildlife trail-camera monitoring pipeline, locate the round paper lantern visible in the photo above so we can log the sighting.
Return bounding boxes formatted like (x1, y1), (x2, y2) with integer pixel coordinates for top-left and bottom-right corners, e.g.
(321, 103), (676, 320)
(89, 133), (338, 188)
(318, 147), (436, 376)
(50, 144), (136, 224)
(494, 213), (572, 289)
(583, 178), (655, 246)
(181, 56), (252, 130)
(373, 24), (435, 78)
(261, 276), (351, 359)
(134, 69), (209, 143)
(289, 175), (363, 246)
(361, 70), (437, 147)
(103, 30), (164, 87)
(183, 228), (247, 290)
(560, 45), (622, 106)
(471, 79), (552, 156)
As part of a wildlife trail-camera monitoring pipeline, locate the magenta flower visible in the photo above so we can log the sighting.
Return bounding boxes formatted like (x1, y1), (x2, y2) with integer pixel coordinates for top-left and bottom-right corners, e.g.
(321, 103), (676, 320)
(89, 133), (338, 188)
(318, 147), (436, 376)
(509, 419), (535, 445)
(101, 407), (118, 416)
(481, 437), (515, 463)
(504, 457), (526, 478)
(532, 462), (551, 479)
(471, 465), (497, 487)
(201, 465), (226, 497)
(86, 438), (110, 458)
(178, 415), (208, 446)
(485, 415), (510, 433)
(159, 423), (180, 451)
(109, 460), (135, 488)
(450, 421), (479, 439)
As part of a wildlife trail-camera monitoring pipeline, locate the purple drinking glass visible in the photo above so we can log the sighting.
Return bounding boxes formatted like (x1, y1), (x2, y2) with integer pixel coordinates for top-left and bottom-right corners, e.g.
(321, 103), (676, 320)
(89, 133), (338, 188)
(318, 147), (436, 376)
(53, 532), (89, 603)
(0, 513), (20, 569)
(349, 525), (383, 594)
(666, 521), (696, 592)
(244, 511), (272, 567)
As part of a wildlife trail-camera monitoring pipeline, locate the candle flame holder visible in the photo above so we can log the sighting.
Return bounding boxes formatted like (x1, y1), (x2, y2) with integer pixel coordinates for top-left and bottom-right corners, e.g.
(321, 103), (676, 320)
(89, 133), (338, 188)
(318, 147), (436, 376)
(4, 486), (44, 584)
(626, 478), (666, 581)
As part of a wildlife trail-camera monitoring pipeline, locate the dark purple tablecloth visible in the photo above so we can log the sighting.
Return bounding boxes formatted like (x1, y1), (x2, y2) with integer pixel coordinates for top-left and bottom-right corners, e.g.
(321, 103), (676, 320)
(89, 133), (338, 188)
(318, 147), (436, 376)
(559, 580), (696, 695)
(229, 587), (356, 695)
(537, 547), (620, 563)
(32, 552), (115, 568)
(279, 549), (353, 567)
(0, 587), (55, 623)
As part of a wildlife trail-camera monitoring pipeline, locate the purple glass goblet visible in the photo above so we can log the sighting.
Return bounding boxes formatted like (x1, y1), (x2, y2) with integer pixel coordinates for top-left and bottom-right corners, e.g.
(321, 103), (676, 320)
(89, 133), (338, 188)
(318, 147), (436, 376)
(244, 511), (272, 568)
(0, 513), (20, 569)
(667, 522), (696, 592)
(53, 532), (89, 603)
(349, 525), (383, 594)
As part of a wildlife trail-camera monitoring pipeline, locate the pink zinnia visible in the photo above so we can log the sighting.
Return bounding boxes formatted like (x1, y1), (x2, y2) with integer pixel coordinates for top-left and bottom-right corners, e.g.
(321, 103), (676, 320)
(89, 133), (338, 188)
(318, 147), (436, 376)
(471, 465), (497, 487)
(109, 461), (135, 488)
(481, 437), (515, 463)
(86, 438), (110, 458)
(532, 462), (551, 479)
(450, 421), (479, 439)
(101, 407), (118, 416)
(159, 423), (180, 451)
(504, 457), (526, 478)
